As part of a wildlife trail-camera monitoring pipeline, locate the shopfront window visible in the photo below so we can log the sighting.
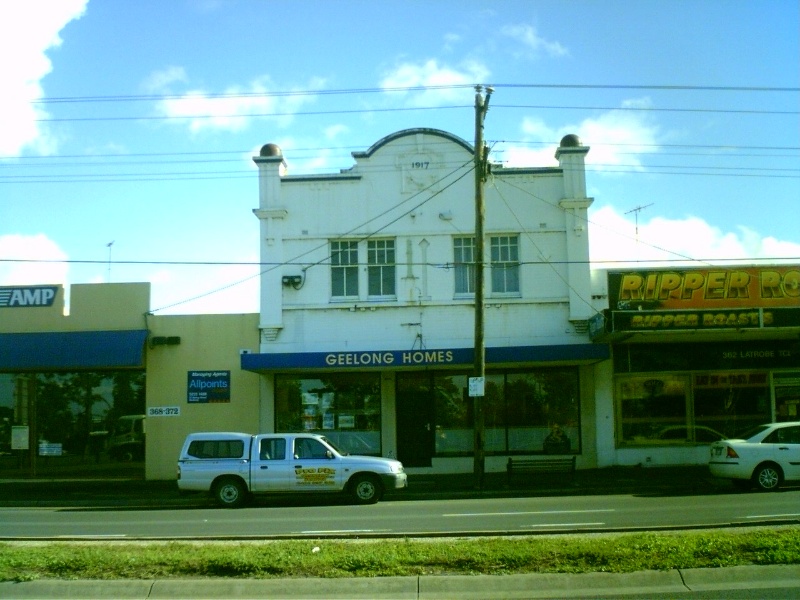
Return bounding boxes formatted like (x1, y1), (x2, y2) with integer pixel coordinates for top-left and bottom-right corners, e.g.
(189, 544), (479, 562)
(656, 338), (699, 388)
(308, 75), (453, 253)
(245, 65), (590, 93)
(617, 376), (688, 444)
(432, 373), (473, 454)
(506, 370), (580, 453)
(407, 367), (580, 456)
(616, 372), (772, 445)
(693, 372), (770, 438)
(275, 373), (381, 455)
(0, 371), (145, 478)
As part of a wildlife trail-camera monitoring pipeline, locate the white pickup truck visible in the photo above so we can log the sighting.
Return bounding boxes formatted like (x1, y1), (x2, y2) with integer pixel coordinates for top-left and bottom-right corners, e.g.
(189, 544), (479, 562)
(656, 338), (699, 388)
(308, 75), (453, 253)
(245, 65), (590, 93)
(177, 431), (408, 507)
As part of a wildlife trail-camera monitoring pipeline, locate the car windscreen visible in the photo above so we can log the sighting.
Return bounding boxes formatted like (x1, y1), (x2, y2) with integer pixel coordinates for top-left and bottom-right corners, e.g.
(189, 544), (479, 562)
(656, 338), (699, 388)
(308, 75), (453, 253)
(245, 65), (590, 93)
(320, 436), (347, 455)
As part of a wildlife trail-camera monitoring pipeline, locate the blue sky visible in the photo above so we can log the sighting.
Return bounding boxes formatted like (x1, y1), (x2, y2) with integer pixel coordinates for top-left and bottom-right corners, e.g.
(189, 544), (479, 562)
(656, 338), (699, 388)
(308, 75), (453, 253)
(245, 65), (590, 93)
(1, 0), (798, 314)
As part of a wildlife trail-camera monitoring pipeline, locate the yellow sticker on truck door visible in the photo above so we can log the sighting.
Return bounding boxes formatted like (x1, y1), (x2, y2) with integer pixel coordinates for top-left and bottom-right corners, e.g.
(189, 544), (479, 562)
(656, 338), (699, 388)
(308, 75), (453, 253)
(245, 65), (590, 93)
(295, 467), (336, 485)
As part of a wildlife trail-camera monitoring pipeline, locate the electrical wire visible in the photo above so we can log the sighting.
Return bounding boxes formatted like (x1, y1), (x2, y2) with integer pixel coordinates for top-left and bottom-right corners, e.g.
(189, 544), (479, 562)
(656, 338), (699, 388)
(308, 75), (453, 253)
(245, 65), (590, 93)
(147, 159), (476, 313)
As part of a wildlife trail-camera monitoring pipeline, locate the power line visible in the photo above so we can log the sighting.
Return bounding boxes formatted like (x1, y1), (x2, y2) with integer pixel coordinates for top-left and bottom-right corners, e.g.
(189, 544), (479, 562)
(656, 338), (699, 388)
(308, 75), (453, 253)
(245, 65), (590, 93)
(2, 140), (797, 163)
(3, 163), (797, 185)
(5, 255), (799, 268)
(28, 102), (799, 124)
(27, 82), (800, 105)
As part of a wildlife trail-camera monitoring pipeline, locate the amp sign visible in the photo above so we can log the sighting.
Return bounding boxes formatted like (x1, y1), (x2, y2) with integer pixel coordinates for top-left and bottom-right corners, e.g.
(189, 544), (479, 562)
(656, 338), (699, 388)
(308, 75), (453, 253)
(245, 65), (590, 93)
(0, 286), (58, 308)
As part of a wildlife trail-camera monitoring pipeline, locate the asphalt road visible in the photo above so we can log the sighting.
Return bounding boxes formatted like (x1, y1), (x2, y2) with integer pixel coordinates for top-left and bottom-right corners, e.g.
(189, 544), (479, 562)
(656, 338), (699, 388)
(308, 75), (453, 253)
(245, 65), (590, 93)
(1, 488), (799, 539)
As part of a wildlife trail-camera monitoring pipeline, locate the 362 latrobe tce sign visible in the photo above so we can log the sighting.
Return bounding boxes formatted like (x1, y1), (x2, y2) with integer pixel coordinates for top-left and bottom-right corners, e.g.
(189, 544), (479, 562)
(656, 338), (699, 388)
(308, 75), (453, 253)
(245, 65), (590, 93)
(0, 286), (58, 308)
(605, 267), (800, 332)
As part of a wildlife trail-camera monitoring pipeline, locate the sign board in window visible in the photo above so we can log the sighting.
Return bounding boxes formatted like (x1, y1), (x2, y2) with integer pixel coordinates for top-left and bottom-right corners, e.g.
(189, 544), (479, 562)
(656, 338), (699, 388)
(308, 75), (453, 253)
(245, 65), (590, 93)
(187, 371), (231, 403)
(38, 442), (62, 456)
(11, 426), (29, 450)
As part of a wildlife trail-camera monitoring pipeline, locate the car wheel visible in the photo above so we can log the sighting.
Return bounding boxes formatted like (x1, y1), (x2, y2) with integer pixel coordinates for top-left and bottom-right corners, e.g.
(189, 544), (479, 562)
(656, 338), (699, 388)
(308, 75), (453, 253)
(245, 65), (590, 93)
(350, 474), (382, 505)
(752, 463), (782, 492)
(214, 477), (247, 508)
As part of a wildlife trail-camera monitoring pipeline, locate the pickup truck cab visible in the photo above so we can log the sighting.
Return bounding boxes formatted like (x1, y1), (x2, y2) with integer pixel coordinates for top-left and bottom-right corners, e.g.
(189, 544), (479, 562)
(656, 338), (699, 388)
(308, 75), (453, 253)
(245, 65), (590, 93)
(177, 432), (407, 507)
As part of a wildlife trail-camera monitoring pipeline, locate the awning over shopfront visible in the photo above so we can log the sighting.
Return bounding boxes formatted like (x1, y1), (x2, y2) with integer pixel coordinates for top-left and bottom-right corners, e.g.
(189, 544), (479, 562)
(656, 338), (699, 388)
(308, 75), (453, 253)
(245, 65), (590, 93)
(0, 330), (148, 371)
(241, 343), (610, 372)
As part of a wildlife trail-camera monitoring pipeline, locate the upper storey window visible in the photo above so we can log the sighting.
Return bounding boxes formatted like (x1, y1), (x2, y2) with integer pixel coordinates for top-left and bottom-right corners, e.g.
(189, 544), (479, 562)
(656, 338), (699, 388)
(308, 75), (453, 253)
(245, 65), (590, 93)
(490, 235), (520, 295)
(453, 237), (475, 296)
(331, 240), (358, 298)
(367, 239), (396, 298)
(330, 239), (396, 301)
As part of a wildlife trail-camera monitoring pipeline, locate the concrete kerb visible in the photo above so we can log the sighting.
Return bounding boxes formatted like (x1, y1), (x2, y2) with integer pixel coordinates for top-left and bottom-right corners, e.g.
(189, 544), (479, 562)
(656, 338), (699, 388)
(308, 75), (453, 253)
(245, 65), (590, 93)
(2, 566), (799, 600)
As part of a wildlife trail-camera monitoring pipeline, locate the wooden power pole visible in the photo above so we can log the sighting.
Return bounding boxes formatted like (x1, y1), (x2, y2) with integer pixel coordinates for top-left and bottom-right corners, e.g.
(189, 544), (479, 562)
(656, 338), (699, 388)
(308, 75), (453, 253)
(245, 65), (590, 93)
(473, 85), (492, 489)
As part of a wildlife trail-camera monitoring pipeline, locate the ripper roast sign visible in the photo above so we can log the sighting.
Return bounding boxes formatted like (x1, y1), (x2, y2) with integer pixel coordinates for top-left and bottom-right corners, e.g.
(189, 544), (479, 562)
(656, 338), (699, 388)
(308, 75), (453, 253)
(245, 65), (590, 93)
(606, 267), (800, 332)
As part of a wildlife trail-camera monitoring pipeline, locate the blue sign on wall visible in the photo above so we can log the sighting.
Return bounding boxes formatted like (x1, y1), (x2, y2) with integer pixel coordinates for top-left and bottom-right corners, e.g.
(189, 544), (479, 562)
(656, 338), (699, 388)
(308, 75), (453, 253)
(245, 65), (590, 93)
(187, 371), (231, 403)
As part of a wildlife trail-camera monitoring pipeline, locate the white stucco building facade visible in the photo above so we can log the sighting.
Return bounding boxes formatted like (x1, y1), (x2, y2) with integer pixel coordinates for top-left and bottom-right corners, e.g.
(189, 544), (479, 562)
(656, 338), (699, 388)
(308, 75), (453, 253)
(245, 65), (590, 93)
(242, 128), (609, 474)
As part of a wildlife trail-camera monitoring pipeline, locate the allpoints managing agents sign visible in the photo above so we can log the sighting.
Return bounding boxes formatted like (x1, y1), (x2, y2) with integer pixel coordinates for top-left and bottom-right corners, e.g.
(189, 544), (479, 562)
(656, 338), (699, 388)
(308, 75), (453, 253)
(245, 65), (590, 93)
(0, 286), (58, 308)
(187, 370), (231, 403)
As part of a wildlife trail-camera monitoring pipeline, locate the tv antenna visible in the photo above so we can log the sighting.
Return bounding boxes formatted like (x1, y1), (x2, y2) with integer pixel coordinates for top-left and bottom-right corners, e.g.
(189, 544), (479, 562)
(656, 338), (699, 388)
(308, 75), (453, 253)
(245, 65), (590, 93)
(106, 241), (115, 282)
(625, 203), (653, 241)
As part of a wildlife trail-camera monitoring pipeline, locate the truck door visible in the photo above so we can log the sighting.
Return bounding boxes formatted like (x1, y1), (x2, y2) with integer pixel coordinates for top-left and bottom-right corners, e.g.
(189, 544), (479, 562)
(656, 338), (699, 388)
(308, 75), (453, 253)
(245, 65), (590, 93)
(250, 437), (294, 492)
(291, 437), (342, 491)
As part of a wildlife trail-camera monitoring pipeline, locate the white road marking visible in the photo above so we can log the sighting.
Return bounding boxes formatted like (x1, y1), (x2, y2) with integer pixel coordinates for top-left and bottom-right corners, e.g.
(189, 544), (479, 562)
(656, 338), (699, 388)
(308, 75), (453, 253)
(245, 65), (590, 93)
(522, 522), (605, 528)
(57, 534), (127, 538)
(300, 529), (390, 534)
(443, 509), (615, 517)
(745, 513), (800, 519)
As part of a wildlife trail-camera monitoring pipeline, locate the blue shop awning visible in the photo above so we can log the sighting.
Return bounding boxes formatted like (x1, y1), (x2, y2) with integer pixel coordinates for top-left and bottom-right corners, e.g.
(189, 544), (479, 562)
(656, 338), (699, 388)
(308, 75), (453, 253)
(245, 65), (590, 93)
(242, 343), (610, 372)
(0, 330), (148, 371)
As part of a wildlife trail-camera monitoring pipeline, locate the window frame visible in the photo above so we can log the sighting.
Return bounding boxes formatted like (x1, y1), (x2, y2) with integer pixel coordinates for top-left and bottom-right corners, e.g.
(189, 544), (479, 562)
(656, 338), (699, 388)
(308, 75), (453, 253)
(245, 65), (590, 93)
(330, 240), (359, 299)
(490, 234), (520, 295)
(453, 236), (476, 297)
(367, 239), (396, 299)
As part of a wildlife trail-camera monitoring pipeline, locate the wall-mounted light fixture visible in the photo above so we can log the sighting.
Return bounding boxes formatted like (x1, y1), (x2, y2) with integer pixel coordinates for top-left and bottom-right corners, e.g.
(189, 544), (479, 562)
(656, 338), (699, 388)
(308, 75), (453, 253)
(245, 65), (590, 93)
(281, 275), (303, 287)
(149, 336), (181, 348)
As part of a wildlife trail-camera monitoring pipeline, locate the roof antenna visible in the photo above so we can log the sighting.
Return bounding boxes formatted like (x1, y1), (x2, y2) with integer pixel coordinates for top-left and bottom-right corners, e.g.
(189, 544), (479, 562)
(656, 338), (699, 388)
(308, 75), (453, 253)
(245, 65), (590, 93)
(625, 204), (653, 243)
(106, 241), (115, 282)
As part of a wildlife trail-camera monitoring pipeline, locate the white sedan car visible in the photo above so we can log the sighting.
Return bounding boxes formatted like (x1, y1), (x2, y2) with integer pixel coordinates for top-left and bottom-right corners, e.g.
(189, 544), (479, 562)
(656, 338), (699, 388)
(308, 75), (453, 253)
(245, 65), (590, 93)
(709, 421), (800, 491)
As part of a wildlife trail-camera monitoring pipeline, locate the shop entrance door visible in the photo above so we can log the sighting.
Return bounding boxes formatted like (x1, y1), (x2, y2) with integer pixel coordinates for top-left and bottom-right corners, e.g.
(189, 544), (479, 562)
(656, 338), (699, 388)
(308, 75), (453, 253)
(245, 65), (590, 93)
(775, 372), (800, 422)
(395, 379), (434, 468)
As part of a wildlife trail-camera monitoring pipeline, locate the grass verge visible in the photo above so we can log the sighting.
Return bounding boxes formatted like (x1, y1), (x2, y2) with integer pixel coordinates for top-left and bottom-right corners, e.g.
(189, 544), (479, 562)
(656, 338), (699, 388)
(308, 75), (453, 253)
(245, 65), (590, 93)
(2, 527), (799, 582)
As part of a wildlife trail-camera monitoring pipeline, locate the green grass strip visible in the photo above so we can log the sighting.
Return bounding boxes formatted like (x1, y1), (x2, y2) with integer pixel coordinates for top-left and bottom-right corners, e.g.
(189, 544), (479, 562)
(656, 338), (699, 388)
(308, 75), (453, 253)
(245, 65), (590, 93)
(2, 528), (799, 582)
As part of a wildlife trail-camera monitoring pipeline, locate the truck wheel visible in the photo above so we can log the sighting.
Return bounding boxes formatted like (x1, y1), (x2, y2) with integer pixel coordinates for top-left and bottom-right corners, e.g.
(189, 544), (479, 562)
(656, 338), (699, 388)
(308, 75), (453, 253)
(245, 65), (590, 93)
(214, 477), (247, 508)
(350, 474), (382, 505)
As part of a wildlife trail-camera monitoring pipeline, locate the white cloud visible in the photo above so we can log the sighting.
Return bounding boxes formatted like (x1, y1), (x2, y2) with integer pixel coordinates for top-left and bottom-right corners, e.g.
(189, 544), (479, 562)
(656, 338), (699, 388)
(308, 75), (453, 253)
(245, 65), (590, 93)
(0, 234), (69, 285)
(150, 73), (324, 134)
(147, 261), (260, 315)
(0, 0), (88, 157)
(500, 24), (568, 58)
(141, 66), (188, 94)
(588, 205), (800, 268)
(324, 124), (349, 141)
(379, 59), (490, 107)
(579, 99), (659, 170)
(501, 99), (659, 170)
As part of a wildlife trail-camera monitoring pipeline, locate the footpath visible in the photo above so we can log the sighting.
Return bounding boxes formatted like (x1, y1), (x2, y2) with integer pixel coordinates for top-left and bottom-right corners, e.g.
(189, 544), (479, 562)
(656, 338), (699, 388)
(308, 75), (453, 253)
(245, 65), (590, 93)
(1, 466), (799, 599)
